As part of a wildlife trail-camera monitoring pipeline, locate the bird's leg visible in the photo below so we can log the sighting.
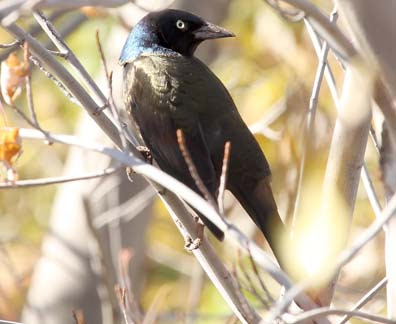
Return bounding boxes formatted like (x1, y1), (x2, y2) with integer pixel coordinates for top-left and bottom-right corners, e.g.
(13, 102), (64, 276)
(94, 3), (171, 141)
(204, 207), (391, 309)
(125, 146), (153, 182)
(184, 215), (204, 251)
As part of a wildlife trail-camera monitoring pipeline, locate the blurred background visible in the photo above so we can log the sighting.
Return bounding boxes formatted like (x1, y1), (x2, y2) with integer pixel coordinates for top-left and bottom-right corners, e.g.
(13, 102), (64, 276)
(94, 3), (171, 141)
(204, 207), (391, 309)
(0, 0), (386, 323)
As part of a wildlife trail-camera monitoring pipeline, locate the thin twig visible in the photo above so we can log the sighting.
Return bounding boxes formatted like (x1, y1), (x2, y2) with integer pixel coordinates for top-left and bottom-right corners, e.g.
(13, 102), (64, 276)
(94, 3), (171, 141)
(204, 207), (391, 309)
(176, 129), (218, 210)
(270, 190), (396, 320)
(130, 0), (176, 12)
(94, 185), (155, 228)
(264, 0), (357, 61)
(187, 261), (205, 318)
(29, 55), (80, 105)
(0, 10), (67, 62)
(217, 141), (231, 215)
(7, 101), (50, 141)
(237, 251), (270, 308)
(0, 167), (119, 188)
(83, 197), (119, 324)
(291, 8), (338, 232)
(118, 248), (143, 323)
(339, 277), (387, 324)
(114, 285), (132, 324)
(9, 103), (38, 128)
(336, 191), (396, 271)
(284, 307), (395, 324)
(0, 40), (20, 48)
(265, 0), (305, 22)
(361, 164), (383, 218)
(305, 10), (385, 245)
(47, 49), (68, 58)
(304, 19), (340, 108)
(248, 94), (289, 136)
(142, 286), (171, 324)
(23, 42), (39, 127)
(2, 22), (121, 145)
(33, 10), (107, 106)
(96, 30), (128, 149)
(247, 247), (274, 303)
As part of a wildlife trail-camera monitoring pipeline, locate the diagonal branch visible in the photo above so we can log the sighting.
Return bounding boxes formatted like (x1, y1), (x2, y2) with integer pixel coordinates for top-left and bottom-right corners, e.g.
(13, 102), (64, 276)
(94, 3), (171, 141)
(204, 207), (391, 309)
(16, 127), (327, 321)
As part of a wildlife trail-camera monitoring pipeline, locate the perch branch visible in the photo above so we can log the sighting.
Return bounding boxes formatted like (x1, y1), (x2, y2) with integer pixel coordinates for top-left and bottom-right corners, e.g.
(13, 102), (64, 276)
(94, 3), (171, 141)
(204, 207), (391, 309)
(16, 127), (326, 321)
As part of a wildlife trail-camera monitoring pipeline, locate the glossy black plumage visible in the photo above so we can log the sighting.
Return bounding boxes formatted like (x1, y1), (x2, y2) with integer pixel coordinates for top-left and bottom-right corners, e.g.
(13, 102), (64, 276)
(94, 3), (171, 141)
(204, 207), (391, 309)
(120, 9), (285, 257)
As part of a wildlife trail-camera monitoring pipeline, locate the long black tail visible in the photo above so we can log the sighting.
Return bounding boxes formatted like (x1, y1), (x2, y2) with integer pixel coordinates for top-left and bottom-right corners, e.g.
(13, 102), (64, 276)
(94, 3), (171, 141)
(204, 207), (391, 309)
(231, 178), (287, 266)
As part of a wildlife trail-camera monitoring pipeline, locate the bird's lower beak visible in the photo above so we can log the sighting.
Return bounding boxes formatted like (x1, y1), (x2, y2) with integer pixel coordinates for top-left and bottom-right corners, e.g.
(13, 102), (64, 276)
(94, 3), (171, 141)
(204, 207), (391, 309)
(193, 22), (235, 40)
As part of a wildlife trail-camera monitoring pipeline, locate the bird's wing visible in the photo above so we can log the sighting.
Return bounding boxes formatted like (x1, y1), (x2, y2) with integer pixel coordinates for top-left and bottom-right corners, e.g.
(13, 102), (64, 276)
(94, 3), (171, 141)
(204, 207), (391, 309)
(123, 55), (219, 197)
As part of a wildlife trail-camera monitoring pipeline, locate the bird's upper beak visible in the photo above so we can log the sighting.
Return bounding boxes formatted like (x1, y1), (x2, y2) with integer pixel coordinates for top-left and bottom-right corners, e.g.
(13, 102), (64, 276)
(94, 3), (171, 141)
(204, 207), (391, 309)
(193, 22), (235, 40)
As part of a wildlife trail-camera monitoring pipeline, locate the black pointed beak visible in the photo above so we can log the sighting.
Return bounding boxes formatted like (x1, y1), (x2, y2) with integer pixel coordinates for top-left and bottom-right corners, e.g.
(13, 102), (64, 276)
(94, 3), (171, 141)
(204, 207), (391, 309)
(193, 22), (235, 40)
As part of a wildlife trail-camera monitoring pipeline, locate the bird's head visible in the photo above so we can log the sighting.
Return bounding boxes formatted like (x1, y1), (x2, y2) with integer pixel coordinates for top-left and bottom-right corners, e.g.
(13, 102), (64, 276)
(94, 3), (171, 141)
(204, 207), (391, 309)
(119, 9), (234, 64)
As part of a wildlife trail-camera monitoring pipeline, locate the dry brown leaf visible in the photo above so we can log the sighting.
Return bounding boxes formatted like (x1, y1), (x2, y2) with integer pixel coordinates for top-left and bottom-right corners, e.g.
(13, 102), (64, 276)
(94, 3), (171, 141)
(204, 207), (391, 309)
(1, 53), (29, 105)
(0, 127), (21, 165)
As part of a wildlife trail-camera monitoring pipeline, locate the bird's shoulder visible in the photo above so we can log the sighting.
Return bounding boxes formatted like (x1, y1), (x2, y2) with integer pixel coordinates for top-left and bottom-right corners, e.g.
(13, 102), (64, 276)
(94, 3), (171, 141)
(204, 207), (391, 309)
(124, 54), (236, 115)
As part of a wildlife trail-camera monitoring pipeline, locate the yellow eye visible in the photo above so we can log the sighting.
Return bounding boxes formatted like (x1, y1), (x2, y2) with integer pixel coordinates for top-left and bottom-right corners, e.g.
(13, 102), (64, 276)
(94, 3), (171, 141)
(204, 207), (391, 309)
(176, 20), (186, 30)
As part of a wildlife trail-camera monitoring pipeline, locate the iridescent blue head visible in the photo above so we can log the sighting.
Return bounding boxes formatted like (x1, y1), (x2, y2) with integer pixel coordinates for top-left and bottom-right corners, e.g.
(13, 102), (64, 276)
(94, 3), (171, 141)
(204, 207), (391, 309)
(119, 9), (234, 64)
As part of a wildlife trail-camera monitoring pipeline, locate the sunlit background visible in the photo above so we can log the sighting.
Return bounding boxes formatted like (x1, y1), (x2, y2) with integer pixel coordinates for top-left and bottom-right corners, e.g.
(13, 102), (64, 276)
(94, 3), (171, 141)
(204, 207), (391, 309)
(0, 0), (386, 323)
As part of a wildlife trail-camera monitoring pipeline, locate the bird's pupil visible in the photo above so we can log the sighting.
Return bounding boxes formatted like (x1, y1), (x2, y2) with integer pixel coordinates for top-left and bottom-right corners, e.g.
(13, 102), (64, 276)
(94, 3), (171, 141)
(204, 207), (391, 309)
(176, 20), (185, 29)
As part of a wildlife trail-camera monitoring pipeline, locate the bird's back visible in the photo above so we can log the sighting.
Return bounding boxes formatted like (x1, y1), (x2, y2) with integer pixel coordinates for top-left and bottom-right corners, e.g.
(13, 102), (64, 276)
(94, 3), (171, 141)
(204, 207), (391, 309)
(124, 54), (271, 179)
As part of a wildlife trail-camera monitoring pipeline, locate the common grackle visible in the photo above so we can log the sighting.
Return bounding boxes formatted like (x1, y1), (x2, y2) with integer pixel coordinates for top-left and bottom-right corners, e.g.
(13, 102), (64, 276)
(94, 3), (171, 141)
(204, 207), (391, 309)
(120, 9), (285, 259)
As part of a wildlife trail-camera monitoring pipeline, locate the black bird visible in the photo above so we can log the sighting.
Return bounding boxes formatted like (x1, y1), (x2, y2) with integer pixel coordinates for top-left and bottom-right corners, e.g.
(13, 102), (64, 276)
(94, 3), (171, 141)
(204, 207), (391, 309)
(120, 9), (285, 259)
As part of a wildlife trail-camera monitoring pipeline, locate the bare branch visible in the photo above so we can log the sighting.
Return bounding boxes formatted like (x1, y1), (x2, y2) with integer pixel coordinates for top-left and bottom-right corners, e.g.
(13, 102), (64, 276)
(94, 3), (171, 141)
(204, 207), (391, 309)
(0, 167), (119, 188)
(0, 10), (67, 62)
(176, 128), (219, 210)
(96, 30), (128, 150)
(114, 286), (133, 324)
(237, 251), (270, 308)
(339, 277), (387, 324)
(118, 249), (143, 323)
(247, 248), (274, 303)
(159, 191), (262, 324)
(23, 42), (40, 127)
(0, 40), (20, 48)
(17, 127), (325, 323)
(94, 186), (155, 228)
(217, 141), (231, 215)
(1, 22), (121, 146)
(291, 8), (337, 231)
(337, 192), (396, 271)
(264, 0), (357, 61)
(33, 10), (107, 106)
(83, 196), (119, 324)
(284, 307), (395, 324)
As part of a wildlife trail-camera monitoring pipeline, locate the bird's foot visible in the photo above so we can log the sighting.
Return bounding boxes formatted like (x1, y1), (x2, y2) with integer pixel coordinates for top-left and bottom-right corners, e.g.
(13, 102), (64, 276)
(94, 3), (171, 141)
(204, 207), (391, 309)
(184, 219), (204, 251)
(125, 146), (152, 181)
(136, 145), (153, 164)
(93, 102), (109, 115)
(125, 166), (134, 182)
(184, 237), (201, 251)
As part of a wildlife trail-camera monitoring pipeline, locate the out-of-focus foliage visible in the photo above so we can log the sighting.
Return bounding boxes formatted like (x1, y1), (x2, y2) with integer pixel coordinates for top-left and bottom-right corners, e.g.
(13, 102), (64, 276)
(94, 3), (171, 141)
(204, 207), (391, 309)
(0, 11), (113, 321)
(0, 0), (387, 322)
